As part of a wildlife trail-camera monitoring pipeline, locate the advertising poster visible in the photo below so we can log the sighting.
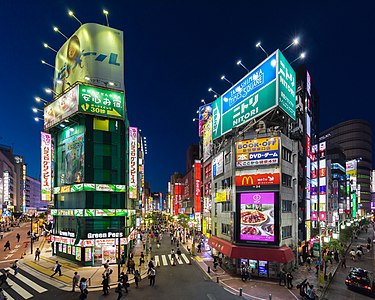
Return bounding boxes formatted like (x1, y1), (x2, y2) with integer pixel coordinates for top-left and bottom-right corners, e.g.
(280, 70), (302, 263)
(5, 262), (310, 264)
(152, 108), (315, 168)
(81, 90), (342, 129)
(85, 248), (92, 262)
(59, 133), (84, 185)
(41, 132), (52, 201)
(54, 23), (124, 94)
(198, 104), (212, 136)
(212, 152), (224, 177)
(44, 86), (79, 130)
(239, 192), (276, 243)
(128, 127), (138, 199)
(102, 246), (117, 264)
(202, 116), (213, 162)
(236, 137), (279, 167)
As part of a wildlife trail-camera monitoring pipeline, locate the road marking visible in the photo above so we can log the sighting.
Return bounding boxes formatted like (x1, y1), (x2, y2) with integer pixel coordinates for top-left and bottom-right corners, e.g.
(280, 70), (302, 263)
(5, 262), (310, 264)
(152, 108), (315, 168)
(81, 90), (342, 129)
(4, 254), (13, 259)
(9, 249), (17, 253)
(181, 253), (190, 263)
(161, 255), (168, 266)
(2, 291), (15, 300)
(176, 255), (183, 264)
(207, 294), (216, 300)
(154, 256), (160, 267)
(0, 275), (33, 299)
(5, 268), (48, 293)
(287, 288), (299, 299)
(15, 245), (21, 249)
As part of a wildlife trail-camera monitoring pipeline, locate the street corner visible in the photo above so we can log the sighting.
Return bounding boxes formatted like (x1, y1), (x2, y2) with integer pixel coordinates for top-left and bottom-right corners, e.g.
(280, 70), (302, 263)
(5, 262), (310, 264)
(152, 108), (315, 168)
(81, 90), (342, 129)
(23, 260), (72, 284)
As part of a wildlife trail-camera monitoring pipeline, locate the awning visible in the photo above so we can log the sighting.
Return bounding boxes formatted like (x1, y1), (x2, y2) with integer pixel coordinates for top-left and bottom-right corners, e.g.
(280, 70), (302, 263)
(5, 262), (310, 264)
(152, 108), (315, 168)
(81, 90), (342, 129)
(208, 235), (294, 263)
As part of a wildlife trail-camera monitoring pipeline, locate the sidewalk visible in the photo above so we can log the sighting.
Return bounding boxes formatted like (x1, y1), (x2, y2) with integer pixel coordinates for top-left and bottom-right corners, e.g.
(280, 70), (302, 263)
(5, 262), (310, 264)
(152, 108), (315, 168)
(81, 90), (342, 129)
(19, 236), (150, 291)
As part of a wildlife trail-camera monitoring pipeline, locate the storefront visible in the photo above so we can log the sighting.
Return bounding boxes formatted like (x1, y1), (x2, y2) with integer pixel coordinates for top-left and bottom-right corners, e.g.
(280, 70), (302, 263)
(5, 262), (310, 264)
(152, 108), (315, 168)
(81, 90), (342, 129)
(51, 229), (137, 266)
(208, 235), (294, 279)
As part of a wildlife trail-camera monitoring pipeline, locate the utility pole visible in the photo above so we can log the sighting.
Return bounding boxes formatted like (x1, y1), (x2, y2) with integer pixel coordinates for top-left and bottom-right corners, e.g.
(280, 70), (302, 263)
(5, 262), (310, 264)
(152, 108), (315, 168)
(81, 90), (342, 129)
(30, 215), (33, 254)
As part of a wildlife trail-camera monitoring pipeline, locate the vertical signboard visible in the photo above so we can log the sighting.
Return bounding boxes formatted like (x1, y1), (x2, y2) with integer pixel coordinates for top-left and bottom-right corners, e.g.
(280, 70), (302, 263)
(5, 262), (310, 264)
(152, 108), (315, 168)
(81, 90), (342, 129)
(202, 116), (213, 162)
(195, 161), (201, 213)
(319, 142), (327, 221)
(128, 127), (138, 199)
(3, 171), (9, 206)
(41, 132), (52, 201)
(310, 144), (318, 221)
(22, 164), (27, 214)
(212, 152), (224, 177)
(346, 159), (358, 218)
(198, 104), (212, 136)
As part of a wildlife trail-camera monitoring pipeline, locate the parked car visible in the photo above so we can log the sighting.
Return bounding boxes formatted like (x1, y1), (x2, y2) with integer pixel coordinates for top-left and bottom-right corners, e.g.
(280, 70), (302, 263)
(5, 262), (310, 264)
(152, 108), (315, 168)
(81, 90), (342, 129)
(345, 267), (374, 295)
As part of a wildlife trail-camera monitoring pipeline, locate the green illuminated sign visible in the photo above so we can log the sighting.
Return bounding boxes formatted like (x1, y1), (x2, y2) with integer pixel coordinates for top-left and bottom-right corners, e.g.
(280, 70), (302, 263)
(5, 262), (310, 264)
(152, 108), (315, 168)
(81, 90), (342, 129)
(278, 51), (296, 120)
(79, 85), (125, 119)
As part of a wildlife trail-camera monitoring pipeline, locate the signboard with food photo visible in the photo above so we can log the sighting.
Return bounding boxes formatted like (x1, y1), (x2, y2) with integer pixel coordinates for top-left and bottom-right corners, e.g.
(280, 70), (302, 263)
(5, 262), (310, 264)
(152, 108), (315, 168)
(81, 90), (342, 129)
(237, 192), (279, 244)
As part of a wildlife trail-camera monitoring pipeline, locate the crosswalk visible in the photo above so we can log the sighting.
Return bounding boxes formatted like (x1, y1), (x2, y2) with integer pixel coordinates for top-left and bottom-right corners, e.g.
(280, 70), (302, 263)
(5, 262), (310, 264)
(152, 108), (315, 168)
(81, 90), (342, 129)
(154, 253), (191, 267)
(0, 268), (48, 300)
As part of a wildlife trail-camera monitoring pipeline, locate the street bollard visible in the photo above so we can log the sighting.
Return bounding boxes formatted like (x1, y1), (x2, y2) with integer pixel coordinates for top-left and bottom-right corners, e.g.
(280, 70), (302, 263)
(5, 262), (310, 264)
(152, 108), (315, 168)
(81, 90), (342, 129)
(239, 288), (243, 296)
(217, 276), (219, 283)
(269, 294), (272, 300)
(208, 266), (210, 273)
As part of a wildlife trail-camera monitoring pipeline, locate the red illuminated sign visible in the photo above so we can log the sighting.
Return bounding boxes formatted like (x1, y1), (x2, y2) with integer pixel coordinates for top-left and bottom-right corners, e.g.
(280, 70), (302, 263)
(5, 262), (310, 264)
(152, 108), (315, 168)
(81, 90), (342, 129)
(195, 161), (201, 213)
(236, 173), (280, 187)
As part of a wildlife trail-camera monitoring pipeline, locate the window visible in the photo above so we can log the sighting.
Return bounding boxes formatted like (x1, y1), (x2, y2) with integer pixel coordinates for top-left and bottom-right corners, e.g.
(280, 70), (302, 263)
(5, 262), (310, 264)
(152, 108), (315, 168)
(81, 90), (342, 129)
(221, 201), (232, 212)
(282, 147), (292, 163)
(221, 223), (231, 236)
(221, 177), (232, 189)
(282, 200), (292, 212)
(282, 226), (292, 239)
(214, 223), (217, 236)
(282, 173), (292, 187)
(214, 182), (218, 193)
(225, 152), (231, 165)
(214, 203), (217, 216)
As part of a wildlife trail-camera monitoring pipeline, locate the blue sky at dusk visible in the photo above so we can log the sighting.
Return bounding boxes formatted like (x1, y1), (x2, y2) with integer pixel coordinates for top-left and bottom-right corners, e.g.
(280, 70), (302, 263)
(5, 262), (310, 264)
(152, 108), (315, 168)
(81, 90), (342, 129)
(0, 0), (373, 194)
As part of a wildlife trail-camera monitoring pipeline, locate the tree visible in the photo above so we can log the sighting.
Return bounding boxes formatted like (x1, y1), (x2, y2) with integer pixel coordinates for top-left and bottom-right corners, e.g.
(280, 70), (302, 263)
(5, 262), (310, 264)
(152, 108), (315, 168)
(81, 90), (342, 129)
(339, 226), (353, 245)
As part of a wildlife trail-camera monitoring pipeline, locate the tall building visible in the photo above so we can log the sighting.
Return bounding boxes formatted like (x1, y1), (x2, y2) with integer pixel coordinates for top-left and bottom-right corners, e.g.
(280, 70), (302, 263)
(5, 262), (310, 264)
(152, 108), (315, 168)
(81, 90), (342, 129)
(320, 119), (373, 215)
(25, 176), (46, 212)
(186, 144), (199, 172)
(43, 23), (136, 266)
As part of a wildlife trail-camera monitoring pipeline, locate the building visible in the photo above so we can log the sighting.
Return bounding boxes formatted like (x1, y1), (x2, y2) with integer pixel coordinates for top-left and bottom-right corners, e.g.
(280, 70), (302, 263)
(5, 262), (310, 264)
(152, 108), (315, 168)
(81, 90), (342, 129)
(320, 119), (373, 215)
(44, 23), (137, 266)
(25, 176), (46, 213)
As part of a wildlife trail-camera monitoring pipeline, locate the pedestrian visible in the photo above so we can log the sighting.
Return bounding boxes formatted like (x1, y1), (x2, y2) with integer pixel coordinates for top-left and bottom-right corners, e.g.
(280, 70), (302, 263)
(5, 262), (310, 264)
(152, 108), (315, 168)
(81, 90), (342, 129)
(148, 257), (155, 270)
(50, 261), (62, 277)
(306, 256), (312, 271)
(3, 240), (10, 251)
(367, 243), (371, 252)
(213, 257), (218, 270)
(171, 236), (173, 245)
(148, 267), (156, 286)
(350, 249), (356, 261)
(134, 270), (141, 288)
(357, 245), (364, 255)
(286, 272), (293, 289)
(11, 260), (19, 275)
(356, 249), (362, 260)
(120, 252), (125, 267)
(79, 277), (88, 299)
(115, 282), (123, 300)
(129, 258), (135, 274)
(103, 259), (110, 269)
(16, 233), (20, 243)
(72, 271), (80, 292)
(102, 274), (109, 295)
(197, 243), (201, 253)
(0, 287), (6, 300)
(279, 268), (286, 286)
(120, 272), (129, 293)
(341, 256), (347, 268)
(187, 246), (191, 255)
(139, 252), (145, 266)
(367, 236), (372, 245)
(334, 250), (339, 263)
(176, 247), (182, 259)
(35, 247), (41, 261)
(0, 270), (10, 287)
(171, 249), (176, 266)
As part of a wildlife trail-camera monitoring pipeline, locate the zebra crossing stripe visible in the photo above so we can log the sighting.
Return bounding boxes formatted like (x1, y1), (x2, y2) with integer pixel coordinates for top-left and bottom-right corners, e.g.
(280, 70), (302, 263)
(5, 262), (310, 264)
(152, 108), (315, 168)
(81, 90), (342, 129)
(181, 253), (190, 263)
(5, 268), (48, 293)
(154, 256), (160, 267)
(161, 255), (168, 266)
(2, 277), (33, 299)
(176, 255), (183, 264)
(168, 254), (174, 265)
(2, 291), (15, 300)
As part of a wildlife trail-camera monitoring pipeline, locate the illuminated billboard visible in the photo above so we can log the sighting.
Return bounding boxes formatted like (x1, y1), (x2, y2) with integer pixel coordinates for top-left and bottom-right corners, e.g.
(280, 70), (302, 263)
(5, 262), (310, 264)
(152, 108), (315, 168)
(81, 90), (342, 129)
(202, 116), (213, 162)
(44, 85), (125, 129)
(41, 132), (52, 201)
(212, 152), (224, 177)
(195, 161), (201, 213)
(128, 127), (138, 199)
(236, 173), (280, 187)
(236, 137), (279, 167)
(237, 192), (279, 245)
(58, 133), (84, 186)
(198, 104), (212, 136)
(212, 50), (295, 140)
(54, 23), (124, 94)
(319, 142), (327, 221)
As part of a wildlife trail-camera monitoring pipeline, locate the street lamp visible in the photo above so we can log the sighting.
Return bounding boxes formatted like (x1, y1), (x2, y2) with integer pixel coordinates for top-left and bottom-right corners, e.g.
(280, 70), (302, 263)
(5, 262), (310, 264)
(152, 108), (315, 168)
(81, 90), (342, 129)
(236, 60), (250, 73)
(45, 88), (58, 96)
(68, 10), (83, 26)
(282, 37), (299, 52)
(208, 87), (220, 97)
(290, 52), (306, 64)
(34, 117), (44, 122)
(201, 99), (206, 105)
(103, 9), (109, 26)
(41, 60), (58, 71)
(53, 26), (68, 40)
(256, 42), (269, 57)
(35, 97), (49, 104)
(220, 75), (233, 86)
(43, 43), (57, 53)
(32, 107), (43, 113)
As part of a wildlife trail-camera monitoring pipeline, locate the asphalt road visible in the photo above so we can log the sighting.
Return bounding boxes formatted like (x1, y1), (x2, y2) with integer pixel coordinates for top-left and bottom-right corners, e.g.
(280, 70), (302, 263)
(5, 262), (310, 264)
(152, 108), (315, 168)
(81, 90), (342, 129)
(324, 228), (375, 300)
(87, 231), (239, 300)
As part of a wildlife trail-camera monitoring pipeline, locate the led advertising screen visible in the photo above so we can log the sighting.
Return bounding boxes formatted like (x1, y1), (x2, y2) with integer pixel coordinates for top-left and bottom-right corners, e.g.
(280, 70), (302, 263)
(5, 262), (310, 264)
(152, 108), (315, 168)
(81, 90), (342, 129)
(236, 137), (279, 167)
(54, 23), (124, 94)
(41, 132), (52, 200)
(212, 152), (224, 177)
(237, 192), (279, 245)
(58, 133), (84, 186)
(128, 127), (138, 199)
(212, 50), (296, 140)
(194, 161), (201, 213)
